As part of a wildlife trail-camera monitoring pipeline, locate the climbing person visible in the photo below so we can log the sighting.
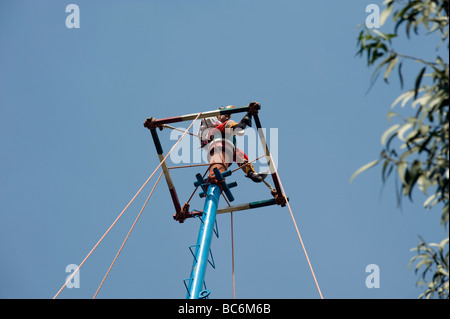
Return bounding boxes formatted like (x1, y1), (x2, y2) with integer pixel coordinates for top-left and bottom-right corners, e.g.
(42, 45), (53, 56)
(198, 104), (267, 183)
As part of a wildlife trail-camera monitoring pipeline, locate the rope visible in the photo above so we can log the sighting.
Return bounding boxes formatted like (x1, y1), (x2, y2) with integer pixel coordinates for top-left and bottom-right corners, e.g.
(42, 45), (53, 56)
(221, 193), (235, 299)
(163, 124), (203, 139)
(229, 155), (266, 174)
(168, 163), (211, 170)
(93, 171), (163, 299)
(230, 154), (275, 192)
(269, 153), (324, 299)
(53, 113), (201, 299)
(53, 167), (160, 299)
(262, 179), (276, 193)
(230, 210), (235, 299)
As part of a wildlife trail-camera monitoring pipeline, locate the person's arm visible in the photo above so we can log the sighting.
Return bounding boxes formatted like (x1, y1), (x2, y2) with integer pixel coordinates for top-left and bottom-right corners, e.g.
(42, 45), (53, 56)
(229, 114), (252, 134)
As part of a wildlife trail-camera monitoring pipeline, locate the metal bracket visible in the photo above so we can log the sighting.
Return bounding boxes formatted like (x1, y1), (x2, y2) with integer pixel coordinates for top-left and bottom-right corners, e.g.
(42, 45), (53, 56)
(195, 169), (237, 202)
(188, 244), (216, 269)
(183, 279), (209, 299)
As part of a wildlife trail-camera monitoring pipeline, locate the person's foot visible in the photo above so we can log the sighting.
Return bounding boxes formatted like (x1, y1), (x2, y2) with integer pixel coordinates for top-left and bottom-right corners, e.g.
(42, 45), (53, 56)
(246, 170), (268, 183)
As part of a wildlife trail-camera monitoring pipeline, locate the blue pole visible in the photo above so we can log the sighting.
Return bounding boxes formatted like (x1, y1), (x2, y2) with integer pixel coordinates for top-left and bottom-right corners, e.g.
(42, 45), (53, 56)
(187, 183), (221, 299)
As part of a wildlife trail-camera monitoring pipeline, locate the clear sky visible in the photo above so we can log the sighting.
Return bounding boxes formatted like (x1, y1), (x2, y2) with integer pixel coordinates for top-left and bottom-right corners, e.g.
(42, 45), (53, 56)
(0, 0), (447, 299)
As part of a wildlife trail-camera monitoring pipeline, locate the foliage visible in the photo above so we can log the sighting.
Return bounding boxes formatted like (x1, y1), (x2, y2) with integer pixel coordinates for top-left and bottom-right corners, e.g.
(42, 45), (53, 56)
(353, 0), (449, 298)
(409, 237), (449, 298)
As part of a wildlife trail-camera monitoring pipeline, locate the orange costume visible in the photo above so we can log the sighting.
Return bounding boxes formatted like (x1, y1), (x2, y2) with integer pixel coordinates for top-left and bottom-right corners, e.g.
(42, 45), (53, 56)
(198, 105), (267, 183)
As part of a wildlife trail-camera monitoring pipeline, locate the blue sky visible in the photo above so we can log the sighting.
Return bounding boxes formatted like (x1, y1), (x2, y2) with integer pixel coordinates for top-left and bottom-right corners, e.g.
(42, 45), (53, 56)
(0, 0), (447, 299)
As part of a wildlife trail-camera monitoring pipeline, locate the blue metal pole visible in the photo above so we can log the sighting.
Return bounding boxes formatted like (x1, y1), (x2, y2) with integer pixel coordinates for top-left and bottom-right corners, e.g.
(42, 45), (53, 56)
(187, 183), (221, 299)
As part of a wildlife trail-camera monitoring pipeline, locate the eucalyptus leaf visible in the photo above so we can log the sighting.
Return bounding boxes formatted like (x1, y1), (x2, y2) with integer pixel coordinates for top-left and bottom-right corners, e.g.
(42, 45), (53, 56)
(350, 160), (379, 183)
(397, 161), (408, 185)
(380, 3), (394, 27)
(398, 123), (414, 141)
(381, 124), (401, 145)
(414, 67), (427, 99)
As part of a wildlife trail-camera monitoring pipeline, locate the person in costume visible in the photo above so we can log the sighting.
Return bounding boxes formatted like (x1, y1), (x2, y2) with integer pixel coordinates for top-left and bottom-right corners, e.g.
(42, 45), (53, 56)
(198, 105), (267, 183)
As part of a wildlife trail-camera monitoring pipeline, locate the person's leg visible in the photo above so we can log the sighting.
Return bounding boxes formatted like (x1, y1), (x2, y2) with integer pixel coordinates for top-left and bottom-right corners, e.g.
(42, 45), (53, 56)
(235, 148), (267, 183)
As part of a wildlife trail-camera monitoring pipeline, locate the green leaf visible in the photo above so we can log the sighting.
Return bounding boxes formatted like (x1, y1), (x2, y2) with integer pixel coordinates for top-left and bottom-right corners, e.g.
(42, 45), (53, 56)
(350, 159), (379, 183)
(380, 3), (394, 27)
(399, 145), (420, 163)
(382, 159), (394, 183)
(372, 53), (397, 82)
(412, 93), (432, 109)
(404, 160), (422, 199)
(391, 90), (415, 108)
(397, 161), (408, 185)
(385, 131), (399, 152)
(387, 111), (399, 122)
(397, 61), (404, 89)
(381, 123), (401, 146)
(424, 194), (438, 209)
(384, 57), (399, 82)
(436, 56), (446, 68)
(417, 175), (428, 193)
(398, 123), (414, 141)
(373, 30), (396, 42)
(414, 67), (427, 99)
